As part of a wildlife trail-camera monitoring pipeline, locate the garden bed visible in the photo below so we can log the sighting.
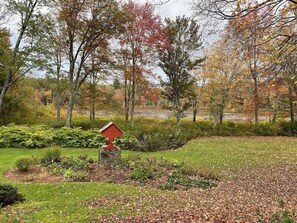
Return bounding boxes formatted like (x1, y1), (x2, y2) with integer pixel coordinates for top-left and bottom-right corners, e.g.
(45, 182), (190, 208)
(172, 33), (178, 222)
(6, 151), (218, 191)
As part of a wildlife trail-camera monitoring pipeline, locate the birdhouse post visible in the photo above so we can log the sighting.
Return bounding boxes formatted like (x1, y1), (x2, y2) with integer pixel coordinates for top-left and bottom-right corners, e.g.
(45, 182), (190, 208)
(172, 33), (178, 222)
(99, 122), (123, 164)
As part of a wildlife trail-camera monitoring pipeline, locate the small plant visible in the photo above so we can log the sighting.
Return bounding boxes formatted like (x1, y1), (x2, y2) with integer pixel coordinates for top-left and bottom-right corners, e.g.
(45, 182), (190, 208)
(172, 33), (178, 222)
(159, 182), (177, 191)
(60, 156), (89, 171)
(49, 163), (64, 176)
(0, 184), (25, 208)
(64, 169), (88, 182)
(129, 166), (153, 182)
(41, 148), (61, 164)
(15, 157), (32, 172)
(256, 200), (295, 223)
(161, 169), (216, 190)
(168, 170), (189, 185)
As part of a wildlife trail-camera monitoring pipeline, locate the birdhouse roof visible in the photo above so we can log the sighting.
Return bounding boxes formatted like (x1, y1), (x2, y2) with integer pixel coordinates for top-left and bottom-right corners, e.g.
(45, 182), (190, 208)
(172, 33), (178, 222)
(99, 122), (123, 134)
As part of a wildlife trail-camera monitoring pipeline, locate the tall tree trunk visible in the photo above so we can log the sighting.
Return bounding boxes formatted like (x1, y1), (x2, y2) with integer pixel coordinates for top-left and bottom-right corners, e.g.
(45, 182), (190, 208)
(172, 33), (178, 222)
(124, 77), (129, 122)
(271, 92), (280, 125)
(57, 106), (61, 127)
(0, 82), (9, 115)
(55, 93), (62, 127)
(66, 94), (75, 127)
(130, 56), (136, 127)
(90, 85), (95, 121)
(130, 78), (135, 127)
(219, 95), (226, 125)
(90, 98), (95, 121)
(288, 82), (295, 124)
(175, 94), (181, 125)
(192, 98), (198, 123)
(0, 71), (12, 115)
(253, 76), (259, 128)
(193, 104), (197, 123)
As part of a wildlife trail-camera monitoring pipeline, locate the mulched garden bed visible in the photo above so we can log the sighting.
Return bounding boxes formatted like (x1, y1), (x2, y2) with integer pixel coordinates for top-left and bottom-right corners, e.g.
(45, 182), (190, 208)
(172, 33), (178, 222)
(5, 155), (218, 191)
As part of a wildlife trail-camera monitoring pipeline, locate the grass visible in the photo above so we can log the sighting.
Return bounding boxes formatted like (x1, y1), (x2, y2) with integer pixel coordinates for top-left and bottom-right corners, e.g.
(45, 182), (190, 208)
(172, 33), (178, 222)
(1, 137), (297, 222)
(136, 137), (297, 174)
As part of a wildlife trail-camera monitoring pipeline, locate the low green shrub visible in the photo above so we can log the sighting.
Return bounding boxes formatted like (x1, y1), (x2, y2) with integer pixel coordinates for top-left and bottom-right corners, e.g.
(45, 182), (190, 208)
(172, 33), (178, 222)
(159, 167), (217, 191)
(0, 119), (296, 151)
(0, 184), (25, 208)
(129, 166), (153, 182)
(127, 156), (170, 182)
(280, 121), (297, 136)
(0, 125), (106, 149)
(64, 169), (88, 182)
(41, 148), (61, 164)
(59, 156), (89, 171)
(15, 157), (32, 172)
(52, 127), (106, 148)
(0, 125), (53, 148)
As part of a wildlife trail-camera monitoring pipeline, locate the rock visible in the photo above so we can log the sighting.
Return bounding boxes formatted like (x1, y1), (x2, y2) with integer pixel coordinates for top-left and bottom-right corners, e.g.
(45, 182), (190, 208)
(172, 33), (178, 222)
(99, 146), (121, 166)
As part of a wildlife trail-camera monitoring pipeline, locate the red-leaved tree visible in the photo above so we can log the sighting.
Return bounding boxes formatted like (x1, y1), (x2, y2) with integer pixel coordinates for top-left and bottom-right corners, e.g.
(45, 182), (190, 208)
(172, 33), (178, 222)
(119, 0), (168, 126)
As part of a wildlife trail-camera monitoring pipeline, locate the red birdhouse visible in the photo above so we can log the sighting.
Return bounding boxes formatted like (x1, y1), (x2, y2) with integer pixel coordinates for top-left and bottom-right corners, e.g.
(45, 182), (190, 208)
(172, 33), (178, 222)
(99, 122), (123, 150)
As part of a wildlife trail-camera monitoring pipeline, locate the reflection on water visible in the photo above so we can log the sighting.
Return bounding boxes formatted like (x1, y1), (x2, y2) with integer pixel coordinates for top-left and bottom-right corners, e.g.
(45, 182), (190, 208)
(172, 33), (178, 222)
(96, 110), (268, 122)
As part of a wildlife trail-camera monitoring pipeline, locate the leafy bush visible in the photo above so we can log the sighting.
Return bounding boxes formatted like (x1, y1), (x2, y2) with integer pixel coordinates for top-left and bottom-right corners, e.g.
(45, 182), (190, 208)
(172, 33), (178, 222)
(126, 156), (170, 182)
(15, 157), (32, 172)
(0, 184), (25, 208)
(0, 125), (106, 149)
(129, 166), (153, 182)
(59, 156), (89, 171)
(41, 148), (61, 164)
(0, 119), (296, 151)
(159, 166), (217, 191)
(0, 125), (53, 148)
(64, 169), (88, 182)
(52, 127), (106, 148)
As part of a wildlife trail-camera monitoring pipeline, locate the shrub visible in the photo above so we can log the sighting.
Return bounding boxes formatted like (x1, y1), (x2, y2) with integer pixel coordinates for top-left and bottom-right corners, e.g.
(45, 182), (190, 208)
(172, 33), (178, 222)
(0, 125), (53, 148)
(0, 184), (25, 208)
(52, 127), (106, 148)
(41, 148), (61, 164)
(15, 157), (32, 172)
(0, 125), (106, 148)
(64, 169), (88, 182)
(129, 166), (153, 182)
(127, 156), (169, 182)
(59, 156), (89, 171)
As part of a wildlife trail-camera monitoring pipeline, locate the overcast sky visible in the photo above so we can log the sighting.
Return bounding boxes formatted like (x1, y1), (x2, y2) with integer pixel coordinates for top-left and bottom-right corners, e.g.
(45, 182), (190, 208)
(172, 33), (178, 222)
(158, 0), (193, 19)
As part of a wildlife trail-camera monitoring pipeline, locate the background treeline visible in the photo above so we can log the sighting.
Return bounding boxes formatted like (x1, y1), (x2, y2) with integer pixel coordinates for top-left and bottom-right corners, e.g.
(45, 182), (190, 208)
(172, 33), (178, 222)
(0, 0), (296, 131)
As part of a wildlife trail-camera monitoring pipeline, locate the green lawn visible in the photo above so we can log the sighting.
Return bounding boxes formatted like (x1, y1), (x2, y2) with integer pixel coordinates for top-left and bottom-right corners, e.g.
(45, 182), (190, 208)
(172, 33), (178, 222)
(1, 137), (297, 222)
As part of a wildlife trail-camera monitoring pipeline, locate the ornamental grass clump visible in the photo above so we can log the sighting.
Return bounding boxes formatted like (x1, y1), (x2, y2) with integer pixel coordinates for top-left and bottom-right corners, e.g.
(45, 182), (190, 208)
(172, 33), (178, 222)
(15, 157), (32, 172)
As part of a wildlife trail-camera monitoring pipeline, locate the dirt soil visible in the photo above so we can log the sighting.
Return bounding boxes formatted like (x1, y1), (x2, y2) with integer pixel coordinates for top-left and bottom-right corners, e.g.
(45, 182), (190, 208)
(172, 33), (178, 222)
(5, 166), (64, 183)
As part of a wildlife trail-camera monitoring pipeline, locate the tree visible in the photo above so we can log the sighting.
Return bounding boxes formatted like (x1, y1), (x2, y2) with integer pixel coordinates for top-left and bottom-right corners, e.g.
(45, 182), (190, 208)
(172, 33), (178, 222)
(159, 16), (203, 124)
(202, 33), (242, 125)
(83, 50), (111, 121)
(228, 11), (274, 127)
(41, 19), (68, 126)
(193, 0), (297, 58)
(57, 0), (124, 127)
(0, 0), (53, 115)
(119, 0), (167, 126)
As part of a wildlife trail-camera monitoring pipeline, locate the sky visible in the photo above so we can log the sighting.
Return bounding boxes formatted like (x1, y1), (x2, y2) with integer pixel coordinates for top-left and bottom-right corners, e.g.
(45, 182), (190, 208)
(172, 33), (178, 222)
(158, 0), (193, 19)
